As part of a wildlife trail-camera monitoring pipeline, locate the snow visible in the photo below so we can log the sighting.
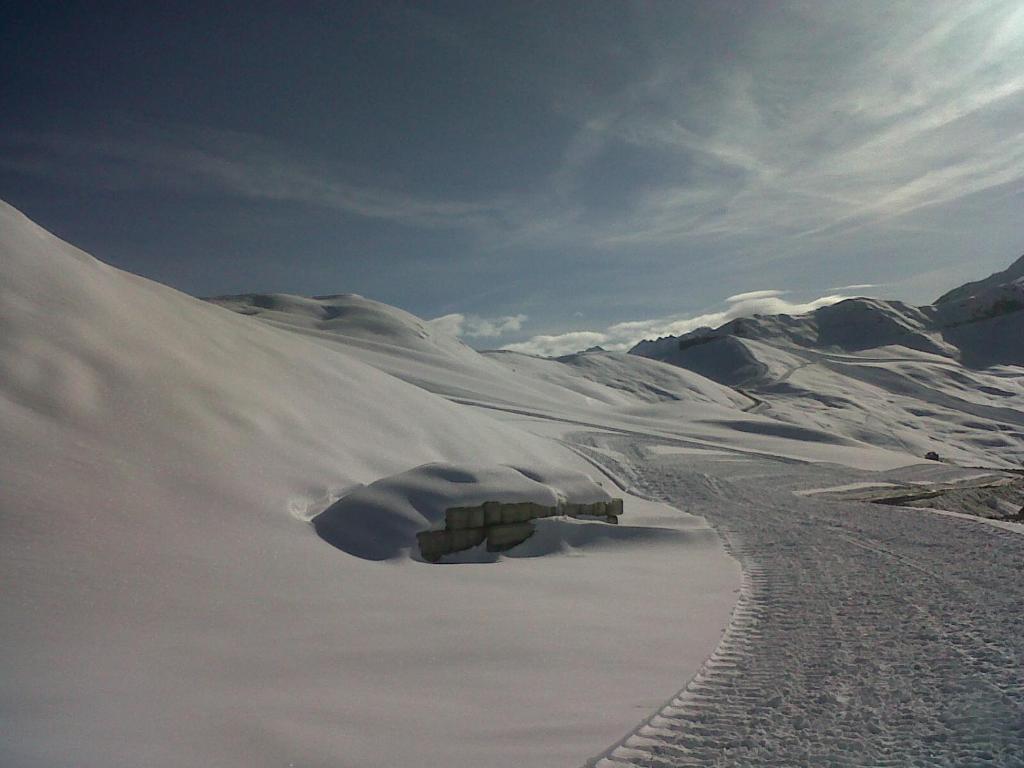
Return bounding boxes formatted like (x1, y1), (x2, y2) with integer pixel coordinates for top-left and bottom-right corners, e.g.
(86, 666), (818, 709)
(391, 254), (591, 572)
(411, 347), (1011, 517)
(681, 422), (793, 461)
(212, 287), (928, 473)
(210, 294), (750, 413)
(934, 253), (1024, 305)
(793, 481), (900, 496)
(645, 445), (739, 457)
(312, 462), (613, 561)
(0, 200), (738, 768)
(4, 197), (1023, 766)
(632, 297), (1024, 468)
(901, 505), (1024, 536)
(592, 441), (1024, 766)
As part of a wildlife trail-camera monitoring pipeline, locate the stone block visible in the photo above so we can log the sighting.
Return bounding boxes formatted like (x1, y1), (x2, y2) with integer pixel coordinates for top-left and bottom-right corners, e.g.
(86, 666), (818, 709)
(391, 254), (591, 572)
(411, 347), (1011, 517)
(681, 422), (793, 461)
(524, 501), (553, 519)
(450, 527), (486, 551)
(500, 502), (535, 524)
(445, 505), (484, 530)
(483, 501), (503, 526)
(417, 530), (452, 562)
(561, 502), (581, 517)
(445, 507), (470, 530)
(485, 522), (535, 552)
(573, 502), (599, 517)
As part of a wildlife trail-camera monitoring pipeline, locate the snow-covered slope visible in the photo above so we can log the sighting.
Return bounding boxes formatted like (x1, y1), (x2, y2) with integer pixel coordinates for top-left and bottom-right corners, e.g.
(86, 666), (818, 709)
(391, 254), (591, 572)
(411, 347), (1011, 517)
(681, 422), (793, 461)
(210, 292), (750, 412)
(0, 200), (739, 768)
(6, 196), (1016, 768)
(631, 257), (1024, 468)
(208, 291), (477, 359)
(211, 291), (923, 470)
(935, 253), (1024, 305)
(932, 256), (1024, 367)
(0, 201), (581, 524)
(485, 347), (753, 408)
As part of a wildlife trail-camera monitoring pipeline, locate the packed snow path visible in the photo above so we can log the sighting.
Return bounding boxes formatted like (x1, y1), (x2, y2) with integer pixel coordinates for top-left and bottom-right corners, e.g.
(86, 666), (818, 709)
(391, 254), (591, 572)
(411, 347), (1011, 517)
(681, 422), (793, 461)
(590, 442), (1024, 767)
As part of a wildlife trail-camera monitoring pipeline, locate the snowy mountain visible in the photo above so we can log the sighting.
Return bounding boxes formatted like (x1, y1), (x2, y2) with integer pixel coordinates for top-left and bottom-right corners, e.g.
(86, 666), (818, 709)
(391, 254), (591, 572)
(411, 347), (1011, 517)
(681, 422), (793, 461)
(631, 258), (1024, 467)
(0, 200), (737, 768)
(3, 197), (1021, 768)
(210, 291), (751, 412)
(935, 253), (1024, 305)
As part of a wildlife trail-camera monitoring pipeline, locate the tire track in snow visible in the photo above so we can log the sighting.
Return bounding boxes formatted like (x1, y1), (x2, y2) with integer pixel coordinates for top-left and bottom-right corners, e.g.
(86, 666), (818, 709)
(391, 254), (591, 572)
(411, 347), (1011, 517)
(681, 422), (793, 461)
(586, 444), (1024, 767)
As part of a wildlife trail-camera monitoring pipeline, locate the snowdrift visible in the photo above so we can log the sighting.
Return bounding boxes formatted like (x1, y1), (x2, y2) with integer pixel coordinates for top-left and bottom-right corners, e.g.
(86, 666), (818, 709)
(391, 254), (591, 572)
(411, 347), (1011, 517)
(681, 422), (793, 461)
(0, 200), (739, 768)
(312, 462), (614, 560)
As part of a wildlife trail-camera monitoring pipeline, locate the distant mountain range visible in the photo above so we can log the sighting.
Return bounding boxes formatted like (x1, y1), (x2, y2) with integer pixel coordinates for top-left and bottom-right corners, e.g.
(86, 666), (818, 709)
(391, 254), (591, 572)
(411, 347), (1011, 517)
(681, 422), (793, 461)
(632, 254), (1024, 370)
(4, 196), (1022, 768)
(631, 255), (1024, 466)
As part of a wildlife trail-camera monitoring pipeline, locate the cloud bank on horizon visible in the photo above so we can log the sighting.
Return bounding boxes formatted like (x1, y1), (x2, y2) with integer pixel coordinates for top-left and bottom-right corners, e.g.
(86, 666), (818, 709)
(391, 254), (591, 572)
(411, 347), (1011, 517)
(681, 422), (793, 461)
(1, 1), (1022, 336)
(500, 290), (855, 357)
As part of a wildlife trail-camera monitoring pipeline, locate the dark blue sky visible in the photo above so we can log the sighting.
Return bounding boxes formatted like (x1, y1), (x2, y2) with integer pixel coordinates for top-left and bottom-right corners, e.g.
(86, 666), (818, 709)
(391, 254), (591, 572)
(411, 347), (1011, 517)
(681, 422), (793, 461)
(3, 1), (1023, 353)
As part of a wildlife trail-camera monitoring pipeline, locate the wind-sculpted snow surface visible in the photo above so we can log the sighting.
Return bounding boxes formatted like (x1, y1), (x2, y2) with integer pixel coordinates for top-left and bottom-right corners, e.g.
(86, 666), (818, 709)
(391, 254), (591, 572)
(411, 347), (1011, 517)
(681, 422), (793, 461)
(590, 443), (1024, 768)
(0, 200), (740, 768)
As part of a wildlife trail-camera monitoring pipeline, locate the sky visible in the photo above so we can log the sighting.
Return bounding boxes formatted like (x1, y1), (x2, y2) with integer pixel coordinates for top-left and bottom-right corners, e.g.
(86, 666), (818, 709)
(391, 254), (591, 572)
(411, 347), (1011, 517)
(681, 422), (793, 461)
(2, 0), (1023, 355)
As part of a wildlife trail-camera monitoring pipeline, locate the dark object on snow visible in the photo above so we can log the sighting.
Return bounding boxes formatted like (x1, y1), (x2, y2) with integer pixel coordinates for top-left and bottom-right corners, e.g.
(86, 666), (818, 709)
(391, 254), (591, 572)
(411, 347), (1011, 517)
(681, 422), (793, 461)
(925, 451), (941, 462)
(418, 498), (623, 562)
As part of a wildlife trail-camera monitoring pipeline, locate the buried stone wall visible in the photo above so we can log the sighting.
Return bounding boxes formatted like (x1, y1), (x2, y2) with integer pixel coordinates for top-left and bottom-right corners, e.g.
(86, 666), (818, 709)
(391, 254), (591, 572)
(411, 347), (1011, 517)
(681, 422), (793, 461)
(417, 498), (624, 562)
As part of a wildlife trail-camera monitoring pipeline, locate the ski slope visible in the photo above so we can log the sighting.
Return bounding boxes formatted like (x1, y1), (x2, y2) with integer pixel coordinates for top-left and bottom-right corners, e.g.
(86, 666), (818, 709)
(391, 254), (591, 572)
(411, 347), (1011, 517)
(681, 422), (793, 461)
(3, 198), (1023, 767)
(0, 200), (738, 768)
(587, 439), (1024, 767)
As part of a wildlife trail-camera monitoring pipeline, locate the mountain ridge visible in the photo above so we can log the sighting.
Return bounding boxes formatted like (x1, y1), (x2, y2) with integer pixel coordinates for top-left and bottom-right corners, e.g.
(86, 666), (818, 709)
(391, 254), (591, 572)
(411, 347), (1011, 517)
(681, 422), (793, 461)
(631, 256), (1024, 369)
(629, 255), (1024, 468)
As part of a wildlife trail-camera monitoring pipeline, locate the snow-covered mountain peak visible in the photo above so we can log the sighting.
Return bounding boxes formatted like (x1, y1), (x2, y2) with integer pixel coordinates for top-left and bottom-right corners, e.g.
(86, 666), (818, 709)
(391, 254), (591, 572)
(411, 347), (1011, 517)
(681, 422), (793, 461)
(632, 254), (1024, 368)
(628, 256), (1024, 466)
(935, 253), (1024, 305)
(634, 295), (954, 360)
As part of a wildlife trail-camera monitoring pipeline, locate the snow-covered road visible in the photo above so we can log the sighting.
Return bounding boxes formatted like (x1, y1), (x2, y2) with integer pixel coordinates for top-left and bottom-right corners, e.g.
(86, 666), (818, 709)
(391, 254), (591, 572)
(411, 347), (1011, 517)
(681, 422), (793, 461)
(591, 440), (1024, 767)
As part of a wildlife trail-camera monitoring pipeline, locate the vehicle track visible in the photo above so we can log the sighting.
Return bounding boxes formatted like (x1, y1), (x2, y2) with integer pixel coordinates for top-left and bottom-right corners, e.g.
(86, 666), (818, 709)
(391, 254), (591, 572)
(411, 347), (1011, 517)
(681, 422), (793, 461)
(587, 442), (1024, 767)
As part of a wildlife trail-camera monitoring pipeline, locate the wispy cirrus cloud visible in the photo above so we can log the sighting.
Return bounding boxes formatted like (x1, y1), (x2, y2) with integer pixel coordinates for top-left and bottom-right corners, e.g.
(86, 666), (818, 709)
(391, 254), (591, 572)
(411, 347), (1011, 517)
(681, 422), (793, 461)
(503, 289), (851, 358)
(2, 1), (1021, 333)
(539, 1), (1024, 250)
(6, 2), (1021, 256)
(0, 124), (500, 231)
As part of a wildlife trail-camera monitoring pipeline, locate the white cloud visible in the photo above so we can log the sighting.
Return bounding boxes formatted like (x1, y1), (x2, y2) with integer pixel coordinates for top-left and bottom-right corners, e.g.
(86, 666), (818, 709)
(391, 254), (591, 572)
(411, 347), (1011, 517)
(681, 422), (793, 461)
(502, 331), (609, 358)
(428, 313), (527, 339)
(426, 313), (466, 337)
(503, 290), (849, 357)
(725, 289), (785, 303)
(558, 1), (1024, 249)
(828, 283), (878, 293)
